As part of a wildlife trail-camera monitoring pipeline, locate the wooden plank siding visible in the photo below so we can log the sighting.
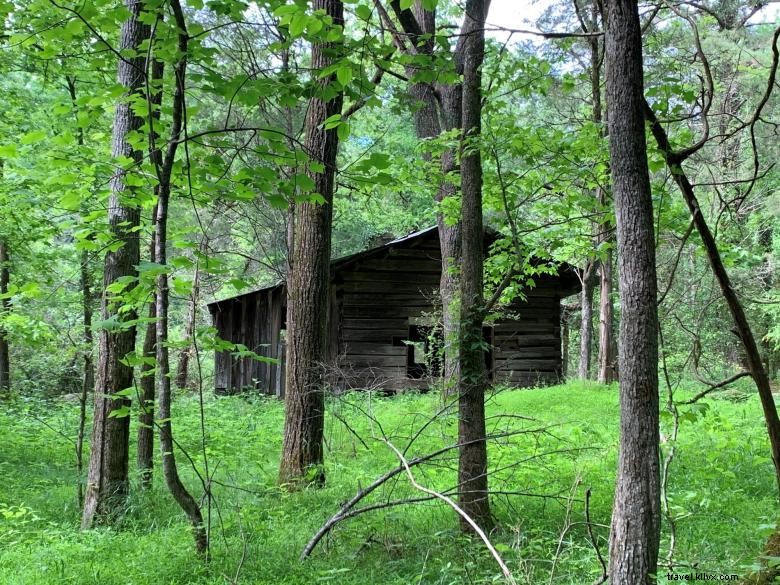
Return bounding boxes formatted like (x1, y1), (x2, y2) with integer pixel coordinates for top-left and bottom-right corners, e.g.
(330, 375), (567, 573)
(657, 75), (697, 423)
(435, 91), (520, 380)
(207, 227), (580, 394)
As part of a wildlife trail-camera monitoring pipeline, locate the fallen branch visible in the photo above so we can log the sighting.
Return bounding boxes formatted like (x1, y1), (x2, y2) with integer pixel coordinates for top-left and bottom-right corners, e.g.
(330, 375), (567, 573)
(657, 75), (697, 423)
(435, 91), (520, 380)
(677, 371), (752, 405)
(383, 439), (517, 584)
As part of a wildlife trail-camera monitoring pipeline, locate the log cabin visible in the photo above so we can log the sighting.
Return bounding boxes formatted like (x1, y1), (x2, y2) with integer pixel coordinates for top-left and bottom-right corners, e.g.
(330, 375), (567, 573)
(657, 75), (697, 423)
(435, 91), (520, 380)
(206, 226), (580, 395)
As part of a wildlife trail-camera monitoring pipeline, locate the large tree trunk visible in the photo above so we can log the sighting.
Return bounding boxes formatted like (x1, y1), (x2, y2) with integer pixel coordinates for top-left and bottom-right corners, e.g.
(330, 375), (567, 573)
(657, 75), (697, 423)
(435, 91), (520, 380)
(278, 0), (344, 487)
(81, 0), (150, 529)
(0, 239), (9, 394)
(604, 0), (661, 582)
(457, 0), (492, 535)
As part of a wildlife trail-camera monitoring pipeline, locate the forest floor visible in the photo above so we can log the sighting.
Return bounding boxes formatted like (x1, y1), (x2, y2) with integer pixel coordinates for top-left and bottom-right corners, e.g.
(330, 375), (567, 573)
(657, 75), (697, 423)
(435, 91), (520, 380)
(0, 381), (775, 585)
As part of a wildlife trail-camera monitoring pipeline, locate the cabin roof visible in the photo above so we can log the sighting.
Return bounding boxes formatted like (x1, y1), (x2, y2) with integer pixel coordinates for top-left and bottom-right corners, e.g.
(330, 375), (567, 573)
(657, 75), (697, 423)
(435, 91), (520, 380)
(206, 225), (578, 310)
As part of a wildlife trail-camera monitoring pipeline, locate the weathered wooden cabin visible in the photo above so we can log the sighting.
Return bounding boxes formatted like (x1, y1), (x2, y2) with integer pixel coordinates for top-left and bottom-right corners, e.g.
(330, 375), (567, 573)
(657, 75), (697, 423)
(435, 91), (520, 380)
(207, 227), (580, 395)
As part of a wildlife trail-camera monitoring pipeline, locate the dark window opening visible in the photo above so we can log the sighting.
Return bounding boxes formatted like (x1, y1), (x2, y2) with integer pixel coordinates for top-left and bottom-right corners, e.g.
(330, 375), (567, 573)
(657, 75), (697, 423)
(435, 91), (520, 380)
(405, 324), (443, 379)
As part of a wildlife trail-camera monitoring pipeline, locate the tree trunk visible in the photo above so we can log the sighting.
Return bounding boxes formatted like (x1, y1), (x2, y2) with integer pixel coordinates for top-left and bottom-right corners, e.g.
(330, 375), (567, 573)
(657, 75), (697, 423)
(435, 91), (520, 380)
(597, 249), (617, 383)
(77, 248), (94, 509)
(137, 57), (164, 486)
(174, 266), (198, 390)
(578, 263), (596, 380)
(137, 229), (157, 488)
(81, 0), (150, 529)
(604, 0), (661, 582)
(0, 239), (9, 394)
(400, 2), (462, 384)
(151, 0), (207, 553)
(457, 0), (492, 535)
(278, 0), (344, 487)
(586, 18), (618, 385)
(154, 172), (207, 556)
(561, 306), (571, 380)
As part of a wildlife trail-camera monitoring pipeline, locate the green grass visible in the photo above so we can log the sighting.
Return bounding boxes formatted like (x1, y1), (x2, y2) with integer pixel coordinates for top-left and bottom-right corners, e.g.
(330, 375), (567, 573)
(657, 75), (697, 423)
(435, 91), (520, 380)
(0, 382), (775, 584)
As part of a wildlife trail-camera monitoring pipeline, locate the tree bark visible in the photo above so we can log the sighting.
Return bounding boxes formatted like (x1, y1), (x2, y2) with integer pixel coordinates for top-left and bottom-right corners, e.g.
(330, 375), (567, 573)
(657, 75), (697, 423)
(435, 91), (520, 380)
(0, 239), (9, 394)
(137, 229), (156, 488)
(457, 0), (492, 534)
(81, 0), (150, 529)
(604, 0), (661, 582)
(578, 263), (597, 380)
(77, 248), (94, 508)
(597, 250), (617, 383)
(137, 57), (164, 487)
(278, 0), (345, 487)
(152, 0), (207, 553)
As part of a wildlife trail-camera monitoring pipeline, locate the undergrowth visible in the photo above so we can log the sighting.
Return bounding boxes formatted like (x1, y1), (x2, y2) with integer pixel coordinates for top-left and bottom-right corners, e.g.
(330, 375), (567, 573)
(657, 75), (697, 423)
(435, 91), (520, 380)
(0, 382), (775, 584)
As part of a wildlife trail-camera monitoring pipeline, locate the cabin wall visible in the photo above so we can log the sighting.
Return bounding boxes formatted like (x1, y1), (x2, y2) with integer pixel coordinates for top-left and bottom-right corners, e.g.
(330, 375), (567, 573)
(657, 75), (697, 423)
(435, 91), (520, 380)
(335, 236), (442, 391)
(493, 276), (563, 387)
(209, 232), (576, 394)
(211, 286), (285, 395)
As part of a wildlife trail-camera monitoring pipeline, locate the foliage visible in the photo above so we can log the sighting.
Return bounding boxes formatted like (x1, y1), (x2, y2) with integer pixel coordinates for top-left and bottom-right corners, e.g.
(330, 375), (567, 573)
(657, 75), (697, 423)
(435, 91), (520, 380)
(0, 383), (775, 584)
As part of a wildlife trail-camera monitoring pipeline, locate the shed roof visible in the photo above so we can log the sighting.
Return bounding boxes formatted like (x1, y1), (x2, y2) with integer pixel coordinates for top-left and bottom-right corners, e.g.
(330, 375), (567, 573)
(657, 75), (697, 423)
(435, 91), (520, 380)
(206, 225), (577, 309)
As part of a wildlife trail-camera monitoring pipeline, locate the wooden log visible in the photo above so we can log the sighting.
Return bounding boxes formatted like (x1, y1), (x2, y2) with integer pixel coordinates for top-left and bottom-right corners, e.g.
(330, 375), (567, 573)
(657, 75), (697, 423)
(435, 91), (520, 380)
(342, 329), (408, 342)
(353, 259), (441, 273)
(342, 342), (406, 356)
(342, 318), (409, 330)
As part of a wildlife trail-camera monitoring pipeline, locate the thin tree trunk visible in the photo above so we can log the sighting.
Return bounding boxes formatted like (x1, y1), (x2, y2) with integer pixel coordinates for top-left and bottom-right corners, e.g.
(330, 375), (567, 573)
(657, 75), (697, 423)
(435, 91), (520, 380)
(174, 266), (198, 390)
(586, 16), (618, 385)
(0, 239), (9, 394)
(561, 305), (571, 380)
(604, 0), (661, 581)
(597, 250), (617, 383)
(644, 99), (780, 499)
(155, 173), (207, 556)
(387, 0), (474, 385)
(137, 58), (164, 483)
(457, 0), (492, 535)
(137, 225), (157, 488)
(152, 0), (207, 553)
(578, 263), (596, 380)
(77, 248), (94, 509)
(65, 77), (94, 509)
(81, 0), (150, 529)
(278, 0), (345, 487)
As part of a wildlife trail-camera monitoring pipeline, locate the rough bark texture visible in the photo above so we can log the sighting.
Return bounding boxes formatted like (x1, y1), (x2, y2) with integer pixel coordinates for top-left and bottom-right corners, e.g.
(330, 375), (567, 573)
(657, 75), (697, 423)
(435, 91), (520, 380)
(81, 0), (150, 529)
(604, 0), (661, 582)
(457, 0), (492, 534)
(0, 240), (9, 394)
(278, 0), (344, 486)
(578, 263), (597, 380)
